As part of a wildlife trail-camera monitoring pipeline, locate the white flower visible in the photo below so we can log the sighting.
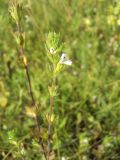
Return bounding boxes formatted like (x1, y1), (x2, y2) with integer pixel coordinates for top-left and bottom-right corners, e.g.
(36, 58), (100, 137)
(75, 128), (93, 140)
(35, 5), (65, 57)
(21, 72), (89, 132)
(49, 48), (56, 54)
(59, 53), (72, 65)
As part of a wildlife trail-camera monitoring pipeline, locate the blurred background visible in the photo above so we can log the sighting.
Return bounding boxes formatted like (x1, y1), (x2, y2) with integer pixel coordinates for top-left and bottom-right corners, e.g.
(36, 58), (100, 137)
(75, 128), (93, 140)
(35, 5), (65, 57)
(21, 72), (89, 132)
(0, 0), (120, 159)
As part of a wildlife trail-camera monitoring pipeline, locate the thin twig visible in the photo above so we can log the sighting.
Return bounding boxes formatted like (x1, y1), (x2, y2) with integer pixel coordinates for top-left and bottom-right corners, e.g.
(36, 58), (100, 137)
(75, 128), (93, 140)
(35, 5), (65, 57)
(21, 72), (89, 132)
(47, 65), (56, 160)
(48, 95), (53, 159)
(16, 22), (47, 160)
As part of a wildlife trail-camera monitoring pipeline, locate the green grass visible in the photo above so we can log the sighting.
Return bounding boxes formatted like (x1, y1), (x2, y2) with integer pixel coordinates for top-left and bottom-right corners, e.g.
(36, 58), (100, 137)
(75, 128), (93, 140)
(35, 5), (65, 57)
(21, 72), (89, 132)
(0, 0), (120, 159)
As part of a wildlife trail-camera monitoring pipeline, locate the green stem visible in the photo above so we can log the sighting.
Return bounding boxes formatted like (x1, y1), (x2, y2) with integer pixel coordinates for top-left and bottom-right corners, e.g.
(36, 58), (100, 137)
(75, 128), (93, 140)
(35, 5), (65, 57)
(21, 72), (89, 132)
(48, 95), (54, 160)
(47, 65), (56, 160)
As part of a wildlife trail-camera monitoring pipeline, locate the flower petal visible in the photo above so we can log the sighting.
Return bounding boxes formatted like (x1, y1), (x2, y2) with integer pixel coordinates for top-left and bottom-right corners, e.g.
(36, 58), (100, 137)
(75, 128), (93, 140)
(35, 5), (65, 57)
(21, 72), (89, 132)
(59, 53), (72, 65)
(63, 60), (72, 65)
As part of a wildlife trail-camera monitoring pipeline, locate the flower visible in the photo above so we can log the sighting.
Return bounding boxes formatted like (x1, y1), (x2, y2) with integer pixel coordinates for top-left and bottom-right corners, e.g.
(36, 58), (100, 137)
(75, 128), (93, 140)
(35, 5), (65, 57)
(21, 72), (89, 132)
(49, 48), (56, 54)
(59, 53), (72, 65)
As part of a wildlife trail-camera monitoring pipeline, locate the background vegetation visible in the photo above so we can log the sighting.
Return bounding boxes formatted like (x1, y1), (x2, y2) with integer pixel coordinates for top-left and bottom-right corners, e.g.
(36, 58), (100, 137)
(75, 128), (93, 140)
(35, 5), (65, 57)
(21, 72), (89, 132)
(0, 0), (120, 159)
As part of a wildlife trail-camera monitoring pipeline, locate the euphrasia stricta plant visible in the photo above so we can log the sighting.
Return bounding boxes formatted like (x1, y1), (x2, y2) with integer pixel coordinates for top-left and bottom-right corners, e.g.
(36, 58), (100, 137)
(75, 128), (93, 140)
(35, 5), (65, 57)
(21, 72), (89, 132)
(9, 1), (72, 160)
(46, 32), (72, 160)
(9, 1), (47, 160)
